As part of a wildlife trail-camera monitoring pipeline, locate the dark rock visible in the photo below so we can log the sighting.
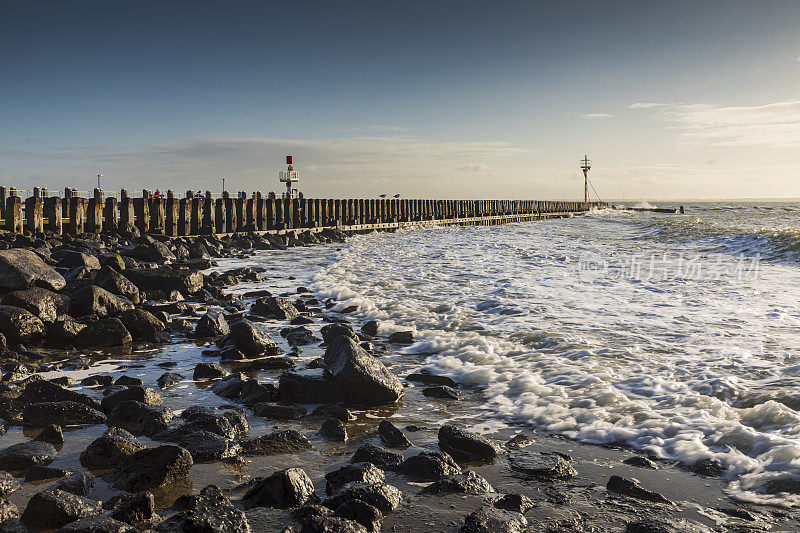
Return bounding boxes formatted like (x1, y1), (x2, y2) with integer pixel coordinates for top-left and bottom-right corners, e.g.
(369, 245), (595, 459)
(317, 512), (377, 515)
(210, 374), (244, 398)
(20, 380), (101, 410)
(80, 428), (145, 467)
(278, 369), (345, 404)
(250, 297), (300, 320)
(93, 265), (141, 304)
(115, 376), (143, 387)
(387, 331), (413, 344)
(72, 285), (134, 318)
(111, 445), (193, 492)
(285, 327), (320, 347)
(606, 475), (672, 504)
(195, 310), (230, 338)
(123, 267), (204, 296)
(323, 482), (401, 514)
(156, 484), (250, 532)
(48, 317), (88, 344)
(24, 401), (106, 426)
(247, 356), (295, 370)
(177, 431), (240, 463)
(156, 372), (183, 389)
(400, 451), (461, 481)
(0, 441), (58, 471)
(333, 499), (382, 532)
(0, 499), (18, 523)
(75, 317), (133, 347)
(0, 470), (20, 496)
(227, 319), (281, 356)
(21, 489), (102, 528)
(118, 309), (166, 342)
(290, 316), (313, 325)
(320, 323), (357, 345)
(0, 249), (66, 292)
(107, 401), (174, 437)
(624, 456), (658, 469)
(107, 492), (157, 526)
(320, 418), (347, 442)
(438, 425), (498, 463)
(241, 468), (316, 509)
(252, 403), (306, 420)
(360, 320), (379, 337)
(423, 385), (460, 400)
(325, 463), (385, 495)
(377, 420), (411, 448)
(25, 465), (71, 482)
(460, 506), (527, 533)
(193, 362), (228, 380)
(493, 493), (534, 514)
(101, 387), (161, 413)
(311, 405), (355, 422)
(507, 450), (576, 480)
(505, 434), (534, 449)
(240, 430), (312, 456)
(351, 444), (403, 472)
(35, 424), (65, 446)
(422, 471), (493, 495)
(55, 250), (100, 270)
(54, 472), (94, 497)
(0, 305), (46, 344)
(1, 287), (69, 324)
(81, 375), (114, 387)
(406, 373), (457, 387)
(237, 380), (276, 405)
(690, 458), (724, 477)
(155, 407), (248, 441)
(132, 236), (176, 263)
(301, 515), (368, 533)
(323, 336), (403, 406)
(57, 515), (135, 532)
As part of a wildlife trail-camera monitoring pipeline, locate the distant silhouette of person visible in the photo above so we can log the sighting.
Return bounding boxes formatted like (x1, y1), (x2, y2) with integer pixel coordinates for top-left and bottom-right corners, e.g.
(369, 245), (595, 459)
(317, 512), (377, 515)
(298, 191), (304, 200)
(153, 189), (162, 198)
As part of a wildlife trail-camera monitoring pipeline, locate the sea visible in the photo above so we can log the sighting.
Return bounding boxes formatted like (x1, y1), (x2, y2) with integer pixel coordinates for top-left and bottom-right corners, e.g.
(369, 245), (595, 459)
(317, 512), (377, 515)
(287, 201), (800, 508)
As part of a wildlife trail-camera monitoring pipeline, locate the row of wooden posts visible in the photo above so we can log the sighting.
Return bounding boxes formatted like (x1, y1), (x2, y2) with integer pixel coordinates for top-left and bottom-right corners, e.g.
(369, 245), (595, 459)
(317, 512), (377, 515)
(0, 187), (604, 237)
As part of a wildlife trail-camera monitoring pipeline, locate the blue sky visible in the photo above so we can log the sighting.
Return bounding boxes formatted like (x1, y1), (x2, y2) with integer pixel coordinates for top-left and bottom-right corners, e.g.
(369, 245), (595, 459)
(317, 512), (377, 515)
(2, 1), (799, 199)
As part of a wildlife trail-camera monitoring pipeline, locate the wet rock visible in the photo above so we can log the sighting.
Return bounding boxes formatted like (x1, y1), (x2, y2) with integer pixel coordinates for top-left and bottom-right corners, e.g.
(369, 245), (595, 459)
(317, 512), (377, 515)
(75, 317), (133, 347)
(360, 320), (379, 337)
(115, 376), (143, 387)
(54, 472), (94, 497)
(210, 374), (244, 398)
(351, 444), (404, 472)
(505, 434), (534, 449)
(323, 482), (401, 514)
(690, 458), (724, 477)
(606, 475), (672, 504)
(624, 518), (710, 533)
(226, 319), (281, 356)
(252, 403), (306, 420)
(333, 499), (382, 532)
(193, 362), (228, 380)
(35, 424), (65, 446)
(320, 323), (357, 345)
(107, 492), (158, 526)
(459, 506), (527, 533)
(48, 317), (88, 344)
(101, 387), (162, 413)
(72, 286), (134, 318)
(0, 441), (58, 471)
(156, 484), (250, 532)
(507, 450), (576, 480)
(1, 287), (69, 324)
(132, 236), (176, 263)
(438, 425), (498, 463)
(0, 471), (20, 496)
(240, 430), (312, 456)
(406, 373), (458, 387)
(93, 265), (141, 304)
(157, 407), (248, 441)
(241, 468), (316, 509)
(107, 401), (174, 437)
(81, 375), (113, 387)
(323, 336), (403, 406)
(400, 451), (461, 481)
(111, 445), (193, 492)
(55, 250), (101, 270)
(377, 420), (411, 448)
(80, 428), (145, 468)
(237, 380), (276, 405)
(0, 248), (66, 292)
(312, 405), (355, 422)
(624, 456), (658, 469)
(422, 471), (493, 495)
(24, 401), (106, 426)
(0, 305), (46, 344)
(118, 309), (166, 342)
(422, 385), (460, 400)
(493, 493), (534, 514)
(195, 310), (229, 338)
(58, 515), (136, 532)
(123, 267), (204, 296)
(251, 297), (300, 320)
(387, 331), (413, 344)
(177, 431), (240, 463)
(0, 499), (18, 523)
(20, 380), (101, 410)
(278, 369), (345, 404)
(320, 418), (348, 442)
(301, 515), (368, 533)
(247, 356), (295, 370)
(325, 463), (385, 495)
(285, 327), (320, 347)
(21, 489), (102, 528)
(156, 372), (183, 389)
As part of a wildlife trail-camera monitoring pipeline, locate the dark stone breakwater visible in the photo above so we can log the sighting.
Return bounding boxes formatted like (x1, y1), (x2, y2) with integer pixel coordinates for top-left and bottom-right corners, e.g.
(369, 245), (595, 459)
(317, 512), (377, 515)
(0, 220), (789, 532)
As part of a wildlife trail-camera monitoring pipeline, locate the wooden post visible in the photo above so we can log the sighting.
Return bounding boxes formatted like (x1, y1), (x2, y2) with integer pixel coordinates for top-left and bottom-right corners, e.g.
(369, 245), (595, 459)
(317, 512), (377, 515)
(256, 196), (266, 230)
(68, 197), (86, 235)
(245, 197), (255, 231)
(119, 197), (135, 232)
(225, 194), (237, 233)
(274, 197), (284, 229)
(234, 194), (245, 232)
(214, 198), (226, 234)
(164, 196), (178, 236)
(284, 198), (293, 229)
(133, 198), (149, 235)
(178, 198), (190, 236)
(202, 194), (215, 234)
(265, 197), (276, 230)
(6, 196), (22, 234)
(104, 197), (118, 234)
(86, 197), (102, 233)
(190, 196), (202, 235)
(24, 196), (43, 235)
(149, 197), (166, 234)
(44, 196), (62, 235)
(0, 187), (6, 219)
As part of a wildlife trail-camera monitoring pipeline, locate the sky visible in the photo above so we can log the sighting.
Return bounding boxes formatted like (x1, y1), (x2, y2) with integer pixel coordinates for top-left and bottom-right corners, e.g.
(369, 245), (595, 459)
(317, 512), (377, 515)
(1, 0), (799, 200)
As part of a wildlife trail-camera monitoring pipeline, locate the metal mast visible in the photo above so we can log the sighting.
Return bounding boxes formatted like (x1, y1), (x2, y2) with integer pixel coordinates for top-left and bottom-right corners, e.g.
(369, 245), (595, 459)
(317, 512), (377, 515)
(580, 155), (591, 203)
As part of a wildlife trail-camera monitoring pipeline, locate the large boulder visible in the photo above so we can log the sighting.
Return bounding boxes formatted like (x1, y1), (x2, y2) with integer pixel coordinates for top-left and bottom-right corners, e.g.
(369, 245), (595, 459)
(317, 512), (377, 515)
(0, 249), (66, 292)
(0, 305), (46, 344)
(80, 428), (146, 468)
(123, 267), (204, 297)
(58, 515), (136, 532)
(107, 401), (174, 437)
(438, 425), (499, 463)
(351, 444), (403, 472)
(278, 369), (345, 404)
(325, 463), (385, 495)
(250, 297), (300, 320)
(323, 336), (403, 406)
(101, 387), (162, 414)
(107, 492), (158, 527)
(226, 319), (281, 356)
(241, 468), (315, 509)
(459, 506), (528, 533)
(23, 401), (107, 426)
(0, 441), (58, 471)
(132, 237), (176, 264)
(239, 430), (312, 456)
(118, 309), (166, 342)
(93, 265), (141, 304)
(75, 317), (132, 347)
(400, 451), (461, 481)
(154, 407), (248, 442)
(1, 287), (69, 324)
(71, 286), (134, 318)
(21, 489), (102, 528)
(422, 471), (493, 495)
(507, 450), (577, 480)
(155, 485), (250, 532)
(323, 482), (402, 514)
(19, 380), (101, 410)
(177, 431), (240, 463)
(111, 445), (193, 492)
(195, 310), (229, 338)
(48, 317), (88, 344)
(54, 250), (101, 270)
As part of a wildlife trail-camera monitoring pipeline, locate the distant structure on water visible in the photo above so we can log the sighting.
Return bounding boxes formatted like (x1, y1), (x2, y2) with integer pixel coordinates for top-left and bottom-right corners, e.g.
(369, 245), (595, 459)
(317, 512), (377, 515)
(580, 155), (591, 203)
(279, 155), (300, 199)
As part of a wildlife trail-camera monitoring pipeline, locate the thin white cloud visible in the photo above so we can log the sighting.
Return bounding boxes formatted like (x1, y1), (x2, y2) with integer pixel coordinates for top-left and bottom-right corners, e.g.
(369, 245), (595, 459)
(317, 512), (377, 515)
(630, 100), (800, 147)
(457, 162), (489, 172)
(580, 113), (613, 119)
(367, 125), (411, 132)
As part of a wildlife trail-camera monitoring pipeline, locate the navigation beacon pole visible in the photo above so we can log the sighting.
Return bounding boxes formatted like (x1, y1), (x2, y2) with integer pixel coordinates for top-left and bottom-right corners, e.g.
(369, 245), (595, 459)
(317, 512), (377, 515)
(580, 155), (591, 203)
(279, 155), (300, 198)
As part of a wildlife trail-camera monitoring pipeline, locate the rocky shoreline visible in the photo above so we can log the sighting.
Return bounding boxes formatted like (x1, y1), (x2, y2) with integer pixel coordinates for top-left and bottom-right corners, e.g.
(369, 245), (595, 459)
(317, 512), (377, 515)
(0, 227), (792, 532)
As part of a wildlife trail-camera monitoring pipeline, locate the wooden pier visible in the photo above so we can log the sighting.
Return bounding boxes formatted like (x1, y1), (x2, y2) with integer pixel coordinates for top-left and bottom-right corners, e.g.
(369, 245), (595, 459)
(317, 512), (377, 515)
(0, 187), (606, 238)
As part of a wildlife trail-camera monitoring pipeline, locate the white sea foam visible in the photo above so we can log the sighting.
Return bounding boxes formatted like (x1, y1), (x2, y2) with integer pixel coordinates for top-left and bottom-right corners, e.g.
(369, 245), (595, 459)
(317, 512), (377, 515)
(310, 204), (800, 506)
